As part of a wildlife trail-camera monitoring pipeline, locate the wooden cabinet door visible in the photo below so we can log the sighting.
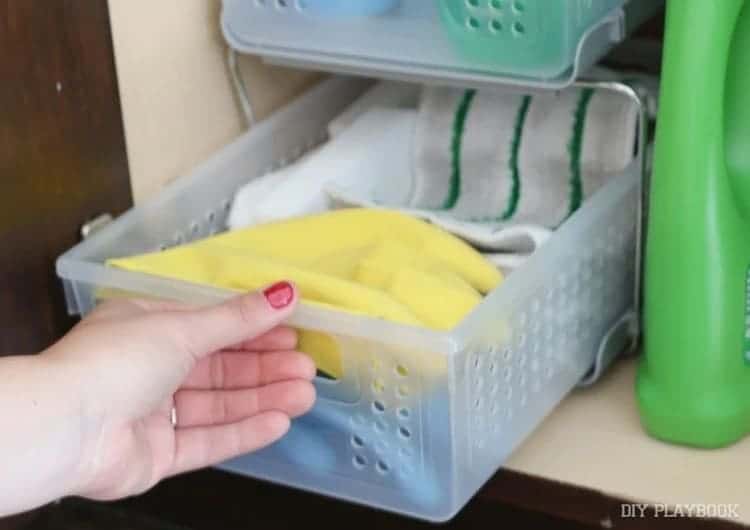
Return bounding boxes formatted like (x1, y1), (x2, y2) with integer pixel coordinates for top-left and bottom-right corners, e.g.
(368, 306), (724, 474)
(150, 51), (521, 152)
(0, 0), (132, 354)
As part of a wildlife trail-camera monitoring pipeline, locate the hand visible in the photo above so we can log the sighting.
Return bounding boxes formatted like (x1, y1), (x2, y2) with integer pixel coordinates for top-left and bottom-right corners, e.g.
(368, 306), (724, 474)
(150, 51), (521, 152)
(44, 281), (316, 501)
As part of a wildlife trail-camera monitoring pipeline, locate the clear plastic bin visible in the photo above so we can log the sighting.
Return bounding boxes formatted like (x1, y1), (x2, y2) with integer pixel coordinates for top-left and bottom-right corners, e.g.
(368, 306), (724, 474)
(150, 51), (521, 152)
(57, 76), (644, 522)
(221, 0), (662, 90)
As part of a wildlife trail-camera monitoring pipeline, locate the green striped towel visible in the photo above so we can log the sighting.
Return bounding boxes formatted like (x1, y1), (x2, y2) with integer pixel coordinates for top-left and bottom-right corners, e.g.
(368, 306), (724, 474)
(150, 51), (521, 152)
(327, 84), (639, 270)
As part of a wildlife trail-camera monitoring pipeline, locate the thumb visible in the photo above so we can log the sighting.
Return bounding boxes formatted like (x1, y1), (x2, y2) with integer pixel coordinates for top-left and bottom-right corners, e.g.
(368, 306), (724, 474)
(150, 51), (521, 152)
(172, 281), (299, 357)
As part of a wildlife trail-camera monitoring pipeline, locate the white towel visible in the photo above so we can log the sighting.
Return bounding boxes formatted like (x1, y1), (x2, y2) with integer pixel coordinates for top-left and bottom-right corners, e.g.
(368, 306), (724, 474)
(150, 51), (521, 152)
(226, 107), (416, 229)
(326, 84), (639, 268)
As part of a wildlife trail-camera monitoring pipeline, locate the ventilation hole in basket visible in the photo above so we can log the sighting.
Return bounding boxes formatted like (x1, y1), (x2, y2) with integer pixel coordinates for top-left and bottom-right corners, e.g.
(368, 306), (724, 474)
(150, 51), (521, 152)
(517, 333), (527, 348)
(490, 0), (503, 9)
(395, 364), (409, 378)
(465, 0), (479, 7)
(397, 385), (410, 398)
(276, 0), (288, 8)
(512, 1), (524, 13)
(190, 222), (199, 236)
(372, 400), (386, 414)
(295, 0), (307, 10)
(222, 199), (231, 212)
(474, 397), (482, 411)
(353, 454), (367, 469)
(503, 348), (512, 362)
(466, 17), (480, 30)
(397, 407), (410, 420)
(473, 355), (481, 370)
(490, 382), (499, 395)
(399, 426), (412, 440)
(206, 210), (216, 224)
(351, 435), (365, 449)
(376, 460), (390, 475)
(512, 21), (525, 36)
(488, 361), (497, 375)
(158, 243), (167, 251)
(504, 367), (512, 382)
(489, 19), (502, 33)
(489, 402), (498, 415)
(372, 378), (385, 394)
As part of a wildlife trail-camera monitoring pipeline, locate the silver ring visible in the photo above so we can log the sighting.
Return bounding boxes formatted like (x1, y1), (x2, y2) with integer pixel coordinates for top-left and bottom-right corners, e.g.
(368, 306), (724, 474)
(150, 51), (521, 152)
(170, 406), (178, 428)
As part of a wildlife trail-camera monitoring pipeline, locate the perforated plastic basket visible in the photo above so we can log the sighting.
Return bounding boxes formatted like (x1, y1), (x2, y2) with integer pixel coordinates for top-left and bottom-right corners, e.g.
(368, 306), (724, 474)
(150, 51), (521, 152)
(56, 77), (644, 522)
(222, 0), (661, 90)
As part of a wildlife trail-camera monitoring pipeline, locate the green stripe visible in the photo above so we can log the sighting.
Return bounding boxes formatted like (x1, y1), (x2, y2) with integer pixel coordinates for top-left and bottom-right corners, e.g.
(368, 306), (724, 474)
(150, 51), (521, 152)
(443, 89), (476, 210)
(567, 88), (594, 217)
(500, 95), (532, 220)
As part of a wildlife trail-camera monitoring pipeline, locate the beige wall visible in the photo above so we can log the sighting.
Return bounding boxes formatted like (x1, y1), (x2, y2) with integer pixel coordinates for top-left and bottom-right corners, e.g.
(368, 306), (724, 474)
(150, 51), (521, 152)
(108, 0), (321, 202)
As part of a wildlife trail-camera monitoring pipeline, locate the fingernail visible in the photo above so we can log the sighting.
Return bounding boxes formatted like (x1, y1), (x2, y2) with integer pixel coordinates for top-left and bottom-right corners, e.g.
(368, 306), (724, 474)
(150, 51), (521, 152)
(264, 281), (295, 309)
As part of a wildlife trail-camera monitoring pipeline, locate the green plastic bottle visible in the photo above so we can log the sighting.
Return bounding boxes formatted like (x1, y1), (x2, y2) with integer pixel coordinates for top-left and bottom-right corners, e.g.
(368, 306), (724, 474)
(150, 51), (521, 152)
(638, 0), (750, 448)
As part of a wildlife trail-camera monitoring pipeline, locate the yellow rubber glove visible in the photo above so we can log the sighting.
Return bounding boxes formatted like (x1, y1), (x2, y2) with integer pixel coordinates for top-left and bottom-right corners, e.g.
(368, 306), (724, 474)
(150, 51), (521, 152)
(107, 209), (502, 377)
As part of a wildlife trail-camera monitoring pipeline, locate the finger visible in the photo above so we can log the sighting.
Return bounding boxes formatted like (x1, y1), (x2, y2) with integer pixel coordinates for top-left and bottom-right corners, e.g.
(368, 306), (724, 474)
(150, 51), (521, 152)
(224, 326), (297, 352)
(169, 411), (290, 477)
(173, 380), (316, 427)
(181, 350), (316, 390)
(171, 281), (298, 359)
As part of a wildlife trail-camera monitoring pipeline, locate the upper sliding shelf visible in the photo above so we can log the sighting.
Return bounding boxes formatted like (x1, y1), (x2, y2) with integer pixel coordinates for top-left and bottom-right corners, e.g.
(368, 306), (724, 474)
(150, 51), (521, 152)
(221, 0), (662, 91)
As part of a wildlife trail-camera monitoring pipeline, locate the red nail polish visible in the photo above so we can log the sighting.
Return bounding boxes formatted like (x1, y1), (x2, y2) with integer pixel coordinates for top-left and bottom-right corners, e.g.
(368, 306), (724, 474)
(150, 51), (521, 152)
(264, 281), (294, 309)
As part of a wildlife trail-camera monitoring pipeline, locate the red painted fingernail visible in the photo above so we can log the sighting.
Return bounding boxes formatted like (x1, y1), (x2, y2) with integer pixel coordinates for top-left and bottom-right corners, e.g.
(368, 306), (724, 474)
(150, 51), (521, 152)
(264, 281), (294, 309)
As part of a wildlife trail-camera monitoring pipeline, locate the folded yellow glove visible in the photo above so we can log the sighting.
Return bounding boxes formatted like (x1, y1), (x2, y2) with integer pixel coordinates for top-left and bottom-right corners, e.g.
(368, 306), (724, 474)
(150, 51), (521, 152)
(107, 208), (502, 377)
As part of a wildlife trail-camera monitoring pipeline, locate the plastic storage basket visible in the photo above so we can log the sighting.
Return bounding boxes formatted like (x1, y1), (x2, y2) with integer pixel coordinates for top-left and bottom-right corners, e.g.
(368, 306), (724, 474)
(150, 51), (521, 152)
(221, 0), (661, 90)
(57, 77), (644, 522)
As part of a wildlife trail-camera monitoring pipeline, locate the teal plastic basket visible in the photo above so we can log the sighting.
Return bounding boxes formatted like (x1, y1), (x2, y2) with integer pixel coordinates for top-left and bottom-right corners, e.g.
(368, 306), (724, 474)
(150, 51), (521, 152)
(438, 0), (623, 77)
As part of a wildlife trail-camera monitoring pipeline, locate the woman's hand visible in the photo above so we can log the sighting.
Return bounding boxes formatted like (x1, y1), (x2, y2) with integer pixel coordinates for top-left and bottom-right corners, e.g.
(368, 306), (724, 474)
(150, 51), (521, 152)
(0, 281), (316, 516)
